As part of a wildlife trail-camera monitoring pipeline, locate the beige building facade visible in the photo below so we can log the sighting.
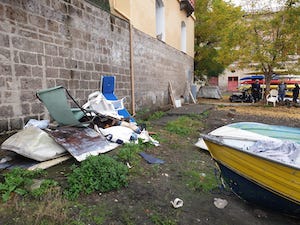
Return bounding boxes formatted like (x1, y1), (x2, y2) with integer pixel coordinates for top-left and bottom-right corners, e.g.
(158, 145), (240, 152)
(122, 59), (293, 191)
(110, 0), (195, 57)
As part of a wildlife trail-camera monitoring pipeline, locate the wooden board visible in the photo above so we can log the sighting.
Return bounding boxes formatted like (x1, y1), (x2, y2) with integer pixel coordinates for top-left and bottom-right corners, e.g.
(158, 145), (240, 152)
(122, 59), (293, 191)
(168, 81), (176, 108)
(28, 155), (71, 170)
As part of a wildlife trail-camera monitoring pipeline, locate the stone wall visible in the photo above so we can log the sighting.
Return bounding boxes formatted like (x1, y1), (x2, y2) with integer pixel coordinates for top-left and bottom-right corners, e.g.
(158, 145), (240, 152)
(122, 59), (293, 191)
(133, 29), (194, 111)
(0, 0), (193, 133)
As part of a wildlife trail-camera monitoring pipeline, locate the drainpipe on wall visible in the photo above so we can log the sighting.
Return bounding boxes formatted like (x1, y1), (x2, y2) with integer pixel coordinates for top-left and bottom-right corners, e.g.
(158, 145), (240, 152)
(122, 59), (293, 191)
(112, 2), (135, 115)
(129, 23), (135, 115)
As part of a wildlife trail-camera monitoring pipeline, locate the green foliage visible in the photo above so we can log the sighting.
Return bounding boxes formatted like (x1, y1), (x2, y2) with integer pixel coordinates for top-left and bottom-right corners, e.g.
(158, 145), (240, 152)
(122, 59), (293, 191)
(234, 1), (300, 93)
(184, 170), (219, 192)
(70, 204), (108, 225)
(86, 0), (110, 11)
(31, 179), (59, 198)
(165, 116), (203, 136)
(194, 0), (244, 78)
(117, 142), (142, 166)
(65, 155), (129, 200)
(0, 168), (45, 202)
(147, 111), (166, 121)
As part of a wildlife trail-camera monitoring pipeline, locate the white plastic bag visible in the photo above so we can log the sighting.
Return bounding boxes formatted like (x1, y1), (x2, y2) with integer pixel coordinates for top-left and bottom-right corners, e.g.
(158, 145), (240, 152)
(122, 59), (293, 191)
(24, 119), (49, 129)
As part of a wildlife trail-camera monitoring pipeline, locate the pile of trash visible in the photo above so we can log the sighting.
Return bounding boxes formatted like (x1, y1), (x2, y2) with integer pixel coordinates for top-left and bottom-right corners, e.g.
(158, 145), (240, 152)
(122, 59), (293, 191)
(0, 88), (159, 170)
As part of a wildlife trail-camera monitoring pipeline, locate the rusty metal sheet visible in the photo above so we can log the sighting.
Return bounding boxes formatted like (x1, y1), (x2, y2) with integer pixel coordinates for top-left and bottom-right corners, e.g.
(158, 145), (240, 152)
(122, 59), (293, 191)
(46, 127), (118, 161)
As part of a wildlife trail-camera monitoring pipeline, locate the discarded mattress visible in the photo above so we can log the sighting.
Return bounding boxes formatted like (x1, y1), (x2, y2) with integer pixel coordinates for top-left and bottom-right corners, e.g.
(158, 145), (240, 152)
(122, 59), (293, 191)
(197, 86), (222, 99)
(1, 127), (66, 162)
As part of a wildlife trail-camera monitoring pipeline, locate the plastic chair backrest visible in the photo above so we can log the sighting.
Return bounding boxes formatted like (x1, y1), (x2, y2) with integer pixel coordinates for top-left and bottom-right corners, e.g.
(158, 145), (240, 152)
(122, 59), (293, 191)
(100, 75), (135, 122)
(36, 86), (85, 126)
(101, 76), (117, 101)
(269, 89), (278, 97)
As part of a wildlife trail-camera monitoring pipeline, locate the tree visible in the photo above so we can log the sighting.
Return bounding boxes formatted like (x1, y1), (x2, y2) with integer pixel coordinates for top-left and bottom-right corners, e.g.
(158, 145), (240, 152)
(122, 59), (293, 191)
(194, 0), (244, 79)
(236, 0), (300, 94)
(194, 0), (299, 96)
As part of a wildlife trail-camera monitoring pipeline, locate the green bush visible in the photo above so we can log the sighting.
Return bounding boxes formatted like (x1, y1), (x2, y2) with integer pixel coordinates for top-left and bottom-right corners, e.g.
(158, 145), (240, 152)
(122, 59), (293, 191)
(65, 155), (129, 200)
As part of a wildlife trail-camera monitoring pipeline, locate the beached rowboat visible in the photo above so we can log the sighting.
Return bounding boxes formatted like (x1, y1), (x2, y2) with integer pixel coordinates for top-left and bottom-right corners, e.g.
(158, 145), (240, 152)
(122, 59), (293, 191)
(201, 128), (300, 215)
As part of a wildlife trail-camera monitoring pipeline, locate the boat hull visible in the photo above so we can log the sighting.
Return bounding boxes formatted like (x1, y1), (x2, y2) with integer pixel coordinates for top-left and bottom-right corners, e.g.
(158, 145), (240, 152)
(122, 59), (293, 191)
(217, 161), (300, 215)
(203, 136), (300, 215)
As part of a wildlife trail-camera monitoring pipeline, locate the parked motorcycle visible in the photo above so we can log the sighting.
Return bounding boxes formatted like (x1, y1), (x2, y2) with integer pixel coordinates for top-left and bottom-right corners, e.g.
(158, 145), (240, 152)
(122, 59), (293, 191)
(229, 89), (254, 103)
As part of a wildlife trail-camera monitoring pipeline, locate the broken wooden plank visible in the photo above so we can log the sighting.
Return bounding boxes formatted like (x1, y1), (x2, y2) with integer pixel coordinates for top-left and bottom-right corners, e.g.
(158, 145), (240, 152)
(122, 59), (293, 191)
(189, 90), (197, 104)
(28, 155), (71, 170)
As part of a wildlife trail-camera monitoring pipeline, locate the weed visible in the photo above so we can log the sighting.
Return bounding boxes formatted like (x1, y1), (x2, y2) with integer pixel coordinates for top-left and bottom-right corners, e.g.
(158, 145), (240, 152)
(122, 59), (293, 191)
(31, 179), (59, 198)
(116, 142), (143, 166)
(119, 211), (135, 225)
(201, 110), (210, 117)
(150, 212), (177, 225)
(184, 169), (219, 192)
(1, 186), (69, 225)
(147, 111), (166, 121)
(165, 116), (202, 136)
(0, 168), (48, 202)
(64, 155), (129, 200)
(31, 186), (69, 225)
(70, 204), (108, 225)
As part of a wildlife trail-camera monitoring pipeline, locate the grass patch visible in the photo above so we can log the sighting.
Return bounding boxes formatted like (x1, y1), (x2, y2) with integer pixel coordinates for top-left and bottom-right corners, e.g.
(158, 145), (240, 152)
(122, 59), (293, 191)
(70, 204), (109, 225)
(150, 212), (177, 225)
(147, 111), (166, 120)
(0, 186), (69, 225)
(184, 169), (219, 192)
(165, 116), (203, 136)
(116, 142), (143, 167)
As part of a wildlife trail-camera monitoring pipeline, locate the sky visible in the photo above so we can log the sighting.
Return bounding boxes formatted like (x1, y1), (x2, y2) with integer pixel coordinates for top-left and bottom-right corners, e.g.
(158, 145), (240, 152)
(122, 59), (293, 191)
(227, 0), (284, 11)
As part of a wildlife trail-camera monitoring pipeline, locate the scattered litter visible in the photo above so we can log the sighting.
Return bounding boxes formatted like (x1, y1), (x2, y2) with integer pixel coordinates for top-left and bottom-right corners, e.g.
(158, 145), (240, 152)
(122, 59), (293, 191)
(162, 173), (169, 177)
(97, 126), (136, 144)
(126, 162), (132, 169)
(118, 121), (141, 134)
(170, 198), (184, 208)
(138, 129), (160, 146)
(24, 119), (49, 129)
(213, 198), (228, 209)
(139, 152), (165, 164)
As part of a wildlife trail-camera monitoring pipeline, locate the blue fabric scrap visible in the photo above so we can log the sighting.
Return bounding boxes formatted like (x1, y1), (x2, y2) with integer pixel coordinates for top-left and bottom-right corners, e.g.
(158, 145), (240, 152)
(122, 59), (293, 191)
(139, 152), (165, 164)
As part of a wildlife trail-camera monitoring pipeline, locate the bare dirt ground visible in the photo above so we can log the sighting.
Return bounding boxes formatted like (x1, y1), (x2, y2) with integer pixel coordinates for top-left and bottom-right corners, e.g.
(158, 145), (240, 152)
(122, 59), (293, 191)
(1, 98), (300, 224)
(79, 99), (300, 225)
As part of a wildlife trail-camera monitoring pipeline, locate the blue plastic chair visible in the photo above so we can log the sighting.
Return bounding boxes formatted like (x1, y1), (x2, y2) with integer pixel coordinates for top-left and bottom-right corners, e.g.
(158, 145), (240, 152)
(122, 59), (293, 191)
(100, 75), (135, 123)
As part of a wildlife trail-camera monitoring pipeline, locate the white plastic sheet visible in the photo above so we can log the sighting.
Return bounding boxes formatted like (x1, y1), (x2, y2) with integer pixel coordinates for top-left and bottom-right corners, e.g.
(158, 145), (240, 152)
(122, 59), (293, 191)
(1, 127), (66, 162)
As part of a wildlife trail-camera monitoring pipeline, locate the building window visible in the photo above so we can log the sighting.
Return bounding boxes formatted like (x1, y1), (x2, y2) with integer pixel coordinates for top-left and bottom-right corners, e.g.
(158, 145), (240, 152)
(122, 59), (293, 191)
(156, 0), (165, 41)
(181, 21), (186, 52)
(85, 0), (110, 11)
